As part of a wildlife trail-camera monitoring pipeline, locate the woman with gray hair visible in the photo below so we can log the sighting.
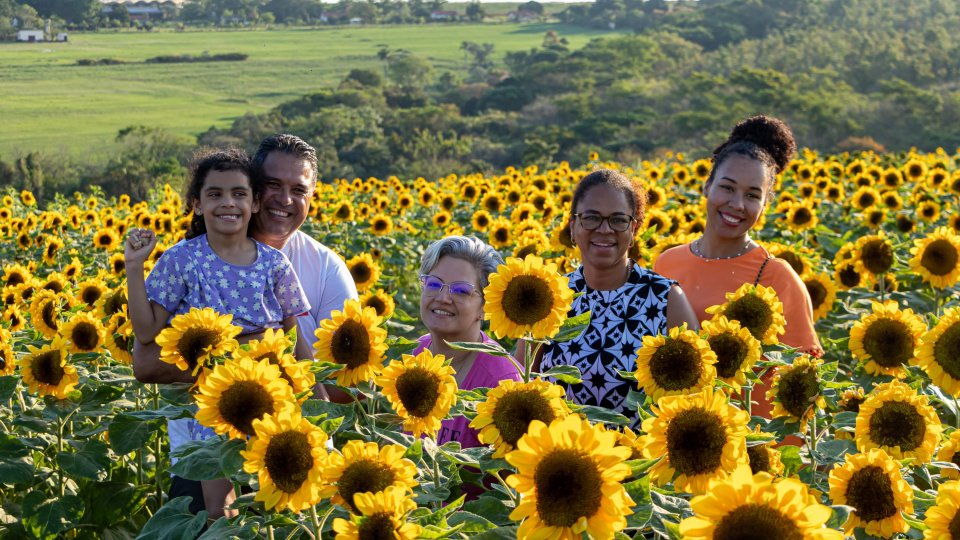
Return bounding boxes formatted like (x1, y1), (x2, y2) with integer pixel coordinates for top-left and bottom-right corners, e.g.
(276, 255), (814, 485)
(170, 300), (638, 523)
(413, 235), (521, 448)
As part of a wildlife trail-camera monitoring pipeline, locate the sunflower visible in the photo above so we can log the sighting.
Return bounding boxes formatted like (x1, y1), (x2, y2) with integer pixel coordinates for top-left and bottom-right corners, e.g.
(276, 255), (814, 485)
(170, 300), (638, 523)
(799, 272), (836, 321)
(834, 261), (865, 290)
(323, 440), (418, 514)
(917, 308), (960, 396)
(828, 449), (913, 537)
(241, 406), (328, 512)
(505, 415), (634, 539)
(680, 465), (841, 540)
(910, 227), (960, 289)
(43, 236), (64, 266)
(94, 286), (126, 320)
(368, 213), (393, 236)
(470, 379), (571, 458)
(2, 263), (32, 288)
(330, 200), (354, 222)
(38, 273), (69, 295)
(19, 338), (78, 399)
(937, 431), (960, 479)
(850, 186), (881, 210)
(642, 386), (750, 494)
(746, 439), (784, 477)
(855, 233), (895, 276)
(60, 313), (106, 355)
(486, 217), (513, 249)
(74, 279), (108, 308)
(483, 255), (573, 340)
(0, 329), (14, 375)
(15, 231), (30, 250)
(854, 380), (941, 463)
(345, 253), (381, 293)
(104, 314), (133, 364)
(194, 357), (294, 439)
(705, 283), (786, 345)
(61, 258), (82, 282)
(92, 228), (119, 251)
(784, 202), (818, 232)
(700, 316), (761, 392)
(919, 200), (942, 222)
(238, 328), (315, 400)
(766, 356), (826, 428)
(849, 300), (925, 378)
(470, 210), (492, 232)
(108, 253), (126, 276)
(332, 486), (422, 540)
(154, 307), (242, 375)
(924, 480), (960, 540)
(360, 289), (397, 319)
(634, 324), (717, 401)
(19, 190), (36, 206)
(314, 299), (388, 387)
(838, 387), (866, 413)
(29, 290), (65, 339)
(4, 306), (25, 332)
(375, 349), (457, 439)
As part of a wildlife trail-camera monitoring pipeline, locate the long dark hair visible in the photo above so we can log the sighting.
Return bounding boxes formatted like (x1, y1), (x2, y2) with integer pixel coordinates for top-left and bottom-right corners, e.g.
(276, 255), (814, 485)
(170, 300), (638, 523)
(184, 148), (254, 240)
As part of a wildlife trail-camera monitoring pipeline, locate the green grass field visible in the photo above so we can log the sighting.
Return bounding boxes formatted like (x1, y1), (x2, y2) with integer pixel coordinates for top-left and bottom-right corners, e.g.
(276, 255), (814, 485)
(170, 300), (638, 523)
(0, 23), (620, 163)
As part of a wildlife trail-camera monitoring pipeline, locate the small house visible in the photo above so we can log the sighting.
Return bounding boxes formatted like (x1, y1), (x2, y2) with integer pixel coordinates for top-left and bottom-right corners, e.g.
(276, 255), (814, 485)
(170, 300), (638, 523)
(16, 29), (45, 42)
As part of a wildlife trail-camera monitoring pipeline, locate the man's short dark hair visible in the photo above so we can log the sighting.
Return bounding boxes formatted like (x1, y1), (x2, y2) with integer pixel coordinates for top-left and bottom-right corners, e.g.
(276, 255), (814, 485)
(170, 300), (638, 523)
(252, 134), (319, 181)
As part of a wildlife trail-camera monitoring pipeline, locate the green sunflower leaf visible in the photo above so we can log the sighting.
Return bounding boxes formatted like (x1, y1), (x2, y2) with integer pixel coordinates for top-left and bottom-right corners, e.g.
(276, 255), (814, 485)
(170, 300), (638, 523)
(540, 364), (582, 384)
(56, 438), (111, 481)
(108, 412), (164, 455)
(551, 310), (591, 342)
(136, 496), (208, 540)
(21, 491), (84, 540)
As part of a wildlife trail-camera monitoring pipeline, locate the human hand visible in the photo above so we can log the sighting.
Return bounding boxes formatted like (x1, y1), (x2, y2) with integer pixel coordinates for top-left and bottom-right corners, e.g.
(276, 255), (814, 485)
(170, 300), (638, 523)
(124, 228), (158, 266)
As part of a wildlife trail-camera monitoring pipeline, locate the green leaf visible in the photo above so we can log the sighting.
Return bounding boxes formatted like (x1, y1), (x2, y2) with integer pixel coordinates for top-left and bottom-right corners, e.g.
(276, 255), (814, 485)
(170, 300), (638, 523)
(551, 310), (590, 342)
(57, 439), (112, 481)
(447, 511), (496, 533)
(404, 439), (423, 463)
(197, 517), (260, 539)
(778, 445), (803, 477)
(573, 404), (630, 426)
(79, 383), (125, 407)
(538, 364), (581, 384)
(627, 457), (660, 477)
(0, 456), (34, 485)
(0, 434), (29, 460)
(816, 439), (858, 463)
(320, 415), (344, 434)
(466, 526), (519, 539)
(108, 413), (164, 455)
(446, 340), (511, 358)
(169, 438), (232, 481)
(624, 475), (652, 529)
(826, 505), (854, 530)
(0, 375), (18, 401)
(136, 497), (208, 540)
(218, 438), (247, 478)
(80, 481), (150, 528)
(463, 496), (514, 526)
(22, 491), (84, 540)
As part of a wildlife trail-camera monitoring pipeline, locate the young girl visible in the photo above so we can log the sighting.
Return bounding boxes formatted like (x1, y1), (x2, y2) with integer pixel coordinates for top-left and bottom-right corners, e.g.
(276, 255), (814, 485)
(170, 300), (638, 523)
(125, 148), (311, 519)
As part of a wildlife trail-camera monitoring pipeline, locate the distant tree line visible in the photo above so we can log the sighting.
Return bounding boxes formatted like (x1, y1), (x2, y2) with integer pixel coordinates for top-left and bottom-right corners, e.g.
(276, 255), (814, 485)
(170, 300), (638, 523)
(2, 0), (959, 199)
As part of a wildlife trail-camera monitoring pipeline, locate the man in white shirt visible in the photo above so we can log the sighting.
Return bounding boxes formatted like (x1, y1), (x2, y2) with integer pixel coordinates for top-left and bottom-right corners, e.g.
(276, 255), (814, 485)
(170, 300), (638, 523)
(132, 134), (357, 518)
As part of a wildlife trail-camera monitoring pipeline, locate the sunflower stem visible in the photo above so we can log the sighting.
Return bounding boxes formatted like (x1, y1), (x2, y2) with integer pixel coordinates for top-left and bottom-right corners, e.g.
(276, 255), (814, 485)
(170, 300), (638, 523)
(309, 505), (322, 539)
(878, 273), (886, 303)
(432, 450), (442, 510)
(56, 417), (65, 498)
(267, 525), (275, 540)
(491, 469), (520, 507)
(954, 395), (960, 430)
(741, 386), (752, 416)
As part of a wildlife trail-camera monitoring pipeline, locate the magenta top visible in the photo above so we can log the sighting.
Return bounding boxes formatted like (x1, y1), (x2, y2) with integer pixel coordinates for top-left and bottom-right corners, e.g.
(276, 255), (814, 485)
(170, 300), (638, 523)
(413, 332), (521, 448)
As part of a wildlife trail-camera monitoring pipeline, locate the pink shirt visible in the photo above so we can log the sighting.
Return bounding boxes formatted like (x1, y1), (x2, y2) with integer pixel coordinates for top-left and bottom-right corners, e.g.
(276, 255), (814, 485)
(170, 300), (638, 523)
(413, 333), (521, 448)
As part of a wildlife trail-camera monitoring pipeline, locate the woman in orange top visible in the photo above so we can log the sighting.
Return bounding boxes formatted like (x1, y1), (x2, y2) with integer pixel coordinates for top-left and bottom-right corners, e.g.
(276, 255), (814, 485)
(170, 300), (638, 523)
(654, 115), (822, 417)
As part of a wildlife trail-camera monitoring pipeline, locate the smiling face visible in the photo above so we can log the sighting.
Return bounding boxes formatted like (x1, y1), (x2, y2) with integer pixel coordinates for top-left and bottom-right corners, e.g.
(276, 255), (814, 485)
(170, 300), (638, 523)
(252, 151), (316, 249)
(194, 169), (258, 239)
(704, 155), (770, 240)
(570, 183), (638, 272)
(419, 256), (484, 343)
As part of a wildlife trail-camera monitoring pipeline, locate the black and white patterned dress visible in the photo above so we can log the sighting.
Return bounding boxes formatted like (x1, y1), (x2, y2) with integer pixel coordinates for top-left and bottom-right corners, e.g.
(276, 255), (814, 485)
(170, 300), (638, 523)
(540, 263), (675, 419)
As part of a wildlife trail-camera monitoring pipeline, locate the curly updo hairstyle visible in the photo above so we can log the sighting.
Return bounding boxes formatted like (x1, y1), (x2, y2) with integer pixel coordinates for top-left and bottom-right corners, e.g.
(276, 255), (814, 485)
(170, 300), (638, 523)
(705, 115), (797, 196)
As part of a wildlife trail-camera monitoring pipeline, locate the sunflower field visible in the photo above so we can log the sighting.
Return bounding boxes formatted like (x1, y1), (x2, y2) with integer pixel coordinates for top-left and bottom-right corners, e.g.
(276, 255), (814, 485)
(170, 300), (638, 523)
(2, 148), (960, 539)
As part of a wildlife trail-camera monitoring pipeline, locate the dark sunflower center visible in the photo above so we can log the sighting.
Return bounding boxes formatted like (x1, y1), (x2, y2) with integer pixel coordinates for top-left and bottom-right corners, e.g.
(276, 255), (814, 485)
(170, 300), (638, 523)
(41, 301), (58, 330)
(709, 333), (749, 379)
(515, 244), (538, 259)
(364, 296), (387, 316)
(31, 350), (64, 385)
(805, 280), (827, 310)
(112, 259), (126, 273)
(491, 389), (556, 446)
(42, 281), (64, 293)
(500, 275), (554, 326)
(723, 294), (773, 342)
(255, 351), (281, 364)
(338, 459), (396, 514)
(649, 338), (703, 390)
(351, 262), (372, 284)
(331, 320), (372, 369)
(486, 198), (501, 213)
(357, 512), (396, 540)
(867, 401), (924, 451)
(921, 239), (959, 277)
(791, 208), (812, 226)
(950, 507), (960, 539)
(373, 220), (388, 232)
(494, 227), (509, 243)
(845, 466), (898, 523)
(217, 380), (275, 437)
(712, 503), (804, 540)
(776, 252), (804, 275)
(475, 215), (490, 228)
(264, 430), (313, 494)
(860, 239), (894, 274)
(81, 287), (103, 305)
(746, 445), (771, 475)
(858, 193), (876, 207)
(841, 396), (864, 413)
(7, 273), (24, 286)
(775, 366), (819, 419)
(394, 367), (441, 417)
(105, 291), (126, 316)
(176, 327), (219, 367)
(934, 323), (960, 380)
(665, 408), (727, 476)
(533, 448), (603, 528)
(114, 333), (133, 354)
(862, 319), (915, 367)
(838, 265), (861, 288)
(71, 322), (100, 351)
(97, 234), (111, 246)
(336, 206), (351, 219)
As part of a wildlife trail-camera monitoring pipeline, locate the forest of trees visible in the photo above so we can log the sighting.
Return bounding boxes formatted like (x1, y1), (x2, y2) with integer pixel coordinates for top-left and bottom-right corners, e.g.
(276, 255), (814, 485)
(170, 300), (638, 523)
(3, 0), (960, 197)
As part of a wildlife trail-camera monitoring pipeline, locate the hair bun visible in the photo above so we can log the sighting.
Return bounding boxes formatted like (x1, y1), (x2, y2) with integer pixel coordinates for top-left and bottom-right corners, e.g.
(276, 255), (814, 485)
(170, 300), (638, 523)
(725, 115), (797, 173)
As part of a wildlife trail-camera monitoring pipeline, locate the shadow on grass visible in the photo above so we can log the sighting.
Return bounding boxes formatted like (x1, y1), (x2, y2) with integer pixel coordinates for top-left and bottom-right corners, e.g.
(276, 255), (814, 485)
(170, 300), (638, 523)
(503, 23), (618, 36)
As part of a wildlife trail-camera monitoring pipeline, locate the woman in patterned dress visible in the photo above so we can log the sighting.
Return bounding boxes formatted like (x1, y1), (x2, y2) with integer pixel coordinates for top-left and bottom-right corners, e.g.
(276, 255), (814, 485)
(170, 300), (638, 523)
(539, 169), (699, 419)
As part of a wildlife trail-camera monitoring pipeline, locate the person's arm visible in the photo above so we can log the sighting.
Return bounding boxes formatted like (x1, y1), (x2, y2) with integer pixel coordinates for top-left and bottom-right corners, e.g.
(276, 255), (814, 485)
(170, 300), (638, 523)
(132, 340), (196, 384)
(124, 229), (170, 343)
(666, 284), (700, 332)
